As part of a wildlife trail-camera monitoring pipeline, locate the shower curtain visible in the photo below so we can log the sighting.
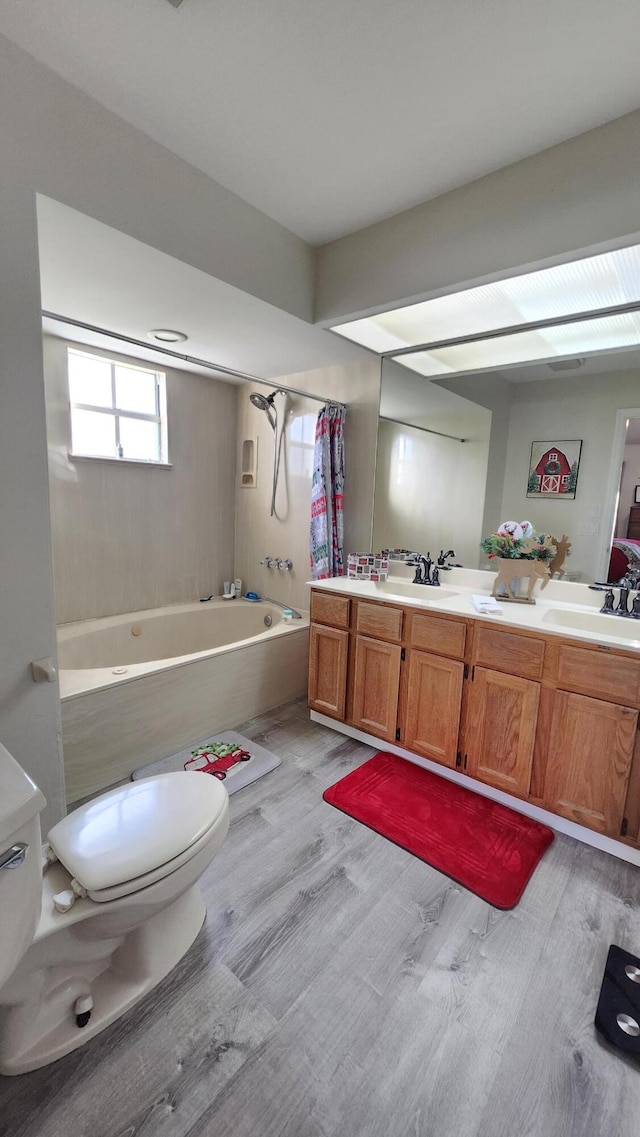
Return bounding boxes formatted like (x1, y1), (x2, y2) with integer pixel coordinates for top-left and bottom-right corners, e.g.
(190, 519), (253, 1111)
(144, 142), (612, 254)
(310, 403), (346, 580)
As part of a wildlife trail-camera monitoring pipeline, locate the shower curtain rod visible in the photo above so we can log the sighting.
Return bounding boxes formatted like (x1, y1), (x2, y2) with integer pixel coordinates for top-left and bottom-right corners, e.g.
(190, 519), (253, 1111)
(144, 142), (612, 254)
(42, 311), (347, 409)
(379, 415), (466, 443)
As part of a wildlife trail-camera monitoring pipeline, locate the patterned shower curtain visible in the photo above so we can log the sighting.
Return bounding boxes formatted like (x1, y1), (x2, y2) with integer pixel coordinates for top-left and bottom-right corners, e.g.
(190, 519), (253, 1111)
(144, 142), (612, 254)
(310, 403), (346, 580)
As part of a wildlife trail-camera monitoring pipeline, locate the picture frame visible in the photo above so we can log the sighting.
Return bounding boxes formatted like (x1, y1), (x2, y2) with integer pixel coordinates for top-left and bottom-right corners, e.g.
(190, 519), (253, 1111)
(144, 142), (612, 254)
(526, 440), (582, 500)
(634, 486), (640, 505)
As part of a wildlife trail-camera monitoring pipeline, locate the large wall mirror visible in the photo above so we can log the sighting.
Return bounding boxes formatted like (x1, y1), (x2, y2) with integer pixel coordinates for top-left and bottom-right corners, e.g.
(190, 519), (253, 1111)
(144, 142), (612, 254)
(373, 352), (640, 583)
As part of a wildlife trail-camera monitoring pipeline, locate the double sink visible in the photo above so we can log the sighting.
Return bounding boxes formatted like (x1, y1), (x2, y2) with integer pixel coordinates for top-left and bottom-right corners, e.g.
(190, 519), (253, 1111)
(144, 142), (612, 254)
(375, 578), (640, 644)
(541, 607), (640, 642)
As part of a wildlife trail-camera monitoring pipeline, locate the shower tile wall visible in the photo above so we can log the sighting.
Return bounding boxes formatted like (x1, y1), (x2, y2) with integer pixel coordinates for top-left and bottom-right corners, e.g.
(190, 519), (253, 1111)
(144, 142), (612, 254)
(235, 359), (381, 613)
(44, 336), (237, 624)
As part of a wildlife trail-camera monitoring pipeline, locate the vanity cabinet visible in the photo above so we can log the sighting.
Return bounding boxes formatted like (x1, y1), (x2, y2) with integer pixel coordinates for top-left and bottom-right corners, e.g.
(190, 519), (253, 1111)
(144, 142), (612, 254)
(404, 651), (464, 766)
(462, 626), (544, 798)
(308, 592), (350, 720)
(403, 610), (467, 766)
(308, 587), (640, 848)
(351, 600), (403, 740)
(544, 691), (638, 834)
(351, 636), (402, 740)
(465, 667), (540, 797)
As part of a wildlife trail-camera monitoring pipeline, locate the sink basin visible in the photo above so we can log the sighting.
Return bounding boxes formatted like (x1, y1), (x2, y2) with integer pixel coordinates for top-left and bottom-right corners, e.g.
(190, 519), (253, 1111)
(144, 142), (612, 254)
(541, 608), (640, 642)
(375, 581), (458, 603)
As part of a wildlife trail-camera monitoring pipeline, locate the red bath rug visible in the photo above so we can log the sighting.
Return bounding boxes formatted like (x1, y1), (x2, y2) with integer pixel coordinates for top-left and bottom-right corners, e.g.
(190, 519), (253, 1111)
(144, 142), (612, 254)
(323, 753), (554, 909)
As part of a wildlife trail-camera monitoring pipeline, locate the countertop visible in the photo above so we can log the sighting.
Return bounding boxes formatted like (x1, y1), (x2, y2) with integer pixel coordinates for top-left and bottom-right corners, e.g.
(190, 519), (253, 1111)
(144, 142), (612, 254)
(309, 567), (640, 653)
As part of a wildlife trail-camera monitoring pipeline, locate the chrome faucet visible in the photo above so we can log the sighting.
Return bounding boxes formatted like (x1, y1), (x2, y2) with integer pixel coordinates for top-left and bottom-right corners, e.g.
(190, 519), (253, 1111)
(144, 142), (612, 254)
(260, 595), (303, 619)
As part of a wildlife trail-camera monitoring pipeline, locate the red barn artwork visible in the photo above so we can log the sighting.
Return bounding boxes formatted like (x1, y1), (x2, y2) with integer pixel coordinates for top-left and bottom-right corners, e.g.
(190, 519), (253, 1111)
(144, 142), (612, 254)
(527, 440), (582, 499)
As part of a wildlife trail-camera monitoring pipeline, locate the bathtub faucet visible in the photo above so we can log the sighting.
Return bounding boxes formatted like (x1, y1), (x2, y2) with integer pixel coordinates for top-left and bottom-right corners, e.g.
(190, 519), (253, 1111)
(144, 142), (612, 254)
(261, 596), (303, 620)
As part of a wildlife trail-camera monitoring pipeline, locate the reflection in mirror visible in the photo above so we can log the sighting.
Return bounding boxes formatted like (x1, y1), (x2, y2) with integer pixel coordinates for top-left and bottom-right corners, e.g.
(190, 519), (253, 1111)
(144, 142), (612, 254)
(374, 352), (640, 582)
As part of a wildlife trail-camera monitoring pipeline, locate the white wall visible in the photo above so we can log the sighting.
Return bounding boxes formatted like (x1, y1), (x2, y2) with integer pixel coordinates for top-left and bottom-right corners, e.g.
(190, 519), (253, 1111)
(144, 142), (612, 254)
(0, 34), (316, 825)
(374, 371), (491, 567)
(235, 361), (381, 613)
(316, 110), (640, 322)
(0, 176), (65, 830)
(616, 440), (640, 538)
(500, 370), (640, 580)
(44, 336), (237, 623)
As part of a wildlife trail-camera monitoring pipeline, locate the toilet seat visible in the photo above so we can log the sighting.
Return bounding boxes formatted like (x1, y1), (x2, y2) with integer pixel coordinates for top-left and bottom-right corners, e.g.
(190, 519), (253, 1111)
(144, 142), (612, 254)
(47, 772), (228, 903)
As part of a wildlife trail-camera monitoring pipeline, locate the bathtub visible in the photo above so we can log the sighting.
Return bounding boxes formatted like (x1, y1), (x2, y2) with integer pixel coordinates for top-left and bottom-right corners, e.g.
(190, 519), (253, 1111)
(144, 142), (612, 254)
(58, 599), (309, 803)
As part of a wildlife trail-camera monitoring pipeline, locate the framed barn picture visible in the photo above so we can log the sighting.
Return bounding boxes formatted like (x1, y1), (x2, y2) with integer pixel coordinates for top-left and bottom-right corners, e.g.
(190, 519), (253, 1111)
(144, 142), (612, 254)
(526, 440), (582, 499)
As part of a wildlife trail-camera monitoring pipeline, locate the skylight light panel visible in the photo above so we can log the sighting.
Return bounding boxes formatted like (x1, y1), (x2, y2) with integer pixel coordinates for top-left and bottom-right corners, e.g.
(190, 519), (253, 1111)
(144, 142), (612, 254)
(393, 311), (640, 378)
(331, 242), (640, 356)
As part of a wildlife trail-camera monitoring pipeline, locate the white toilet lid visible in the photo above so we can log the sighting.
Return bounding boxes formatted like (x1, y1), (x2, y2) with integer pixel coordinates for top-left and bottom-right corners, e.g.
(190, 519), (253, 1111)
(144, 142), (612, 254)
(47, 772), (228, 892)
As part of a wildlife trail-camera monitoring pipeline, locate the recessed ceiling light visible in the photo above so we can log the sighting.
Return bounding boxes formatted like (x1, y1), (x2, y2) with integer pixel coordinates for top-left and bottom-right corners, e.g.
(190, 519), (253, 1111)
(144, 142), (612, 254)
(148, 329), (188, 344)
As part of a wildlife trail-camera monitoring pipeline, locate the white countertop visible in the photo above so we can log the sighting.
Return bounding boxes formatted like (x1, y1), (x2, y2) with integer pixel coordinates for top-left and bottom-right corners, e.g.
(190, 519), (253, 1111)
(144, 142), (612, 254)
(309, 567), (640, 653)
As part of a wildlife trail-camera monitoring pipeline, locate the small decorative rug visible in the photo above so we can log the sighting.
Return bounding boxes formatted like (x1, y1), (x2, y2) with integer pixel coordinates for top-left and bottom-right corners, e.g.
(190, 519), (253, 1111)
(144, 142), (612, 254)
(132, 731), (281, 794)
(323, 753), (554, 909)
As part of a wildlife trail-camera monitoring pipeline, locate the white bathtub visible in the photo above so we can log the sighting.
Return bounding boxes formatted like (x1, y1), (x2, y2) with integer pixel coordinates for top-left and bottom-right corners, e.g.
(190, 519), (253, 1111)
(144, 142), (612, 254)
(58, 599), (310, 803)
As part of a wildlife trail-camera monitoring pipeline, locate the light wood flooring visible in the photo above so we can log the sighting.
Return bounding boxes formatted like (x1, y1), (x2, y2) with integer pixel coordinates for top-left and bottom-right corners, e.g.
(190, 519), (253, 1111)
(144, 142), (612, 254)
(2, 697), (640, 1137)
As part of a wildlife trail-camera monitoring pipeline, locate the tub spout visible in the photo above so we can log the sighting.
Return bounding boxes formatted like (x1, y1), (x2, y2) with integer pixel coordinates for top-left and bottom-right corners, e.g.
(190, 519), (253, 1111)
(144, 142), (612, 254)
(260, 596), (303, 619)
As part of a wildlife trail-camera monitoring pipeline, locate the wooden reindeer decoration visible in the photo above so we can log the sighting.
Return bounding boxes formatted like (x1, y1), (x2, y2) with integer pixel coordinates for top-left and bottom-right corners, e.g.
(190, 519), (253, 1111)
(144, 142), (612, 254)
(548, 534), (572, 580)
(491, 536), (557, 603)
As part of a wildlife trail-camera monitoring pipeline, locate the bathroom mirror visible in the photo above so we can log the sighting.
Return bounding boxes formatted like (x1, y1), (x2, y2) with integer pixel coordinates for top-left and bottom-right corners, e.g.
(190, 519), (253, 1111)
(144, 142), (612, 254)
(373, 351), (640, 582)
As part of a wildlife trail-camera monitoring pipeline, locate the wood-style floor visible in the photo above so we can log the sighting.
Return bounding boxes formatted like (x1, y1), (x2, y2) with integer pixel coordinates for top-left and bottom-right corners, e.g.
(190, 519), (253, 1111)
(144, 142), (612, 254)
(2, 698), (640, 1137)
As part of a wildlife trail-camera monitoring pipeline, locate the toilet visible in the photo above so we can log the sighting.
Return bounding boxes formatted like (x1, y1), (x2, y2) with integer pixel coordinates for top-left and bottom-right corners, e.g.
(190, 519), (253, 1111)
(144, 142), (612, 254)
(0, 741), (229, 1076)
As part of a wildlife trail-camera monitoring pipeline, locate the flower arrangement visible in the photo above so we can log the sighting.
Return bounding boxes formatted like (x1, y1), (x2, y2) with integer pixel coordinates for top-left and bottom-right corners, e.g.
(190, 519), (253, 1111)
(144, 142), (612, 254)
(481, 520), (556, 563)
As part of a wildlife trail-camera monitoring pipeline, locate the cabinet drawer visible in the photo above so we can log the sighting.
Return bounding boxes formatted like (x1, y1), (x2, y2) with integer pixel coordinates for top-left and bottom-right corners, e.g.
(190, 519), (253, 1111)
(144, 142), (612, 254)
(474, 625), (544, 680)
(310, 591), (350, 630)
(409, 612), (466, 659)
(355, 601), (403, 642)
(557, 645), (640, 705)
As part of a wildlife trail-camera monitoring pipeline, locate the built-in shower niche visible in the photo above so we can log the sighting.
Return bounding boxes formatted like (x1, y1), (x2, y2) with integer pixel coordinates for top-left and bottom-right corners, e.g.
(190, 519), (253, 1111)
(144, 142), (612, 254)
(241, 436), (258, 487)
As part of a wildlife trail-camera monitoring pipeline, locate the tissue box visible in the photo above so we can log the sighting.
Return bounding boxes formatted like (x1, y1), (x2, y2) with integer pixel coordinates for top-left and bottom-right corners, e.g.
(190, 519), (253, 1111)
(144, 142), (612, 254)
(380, 548), (419, 562)
(347, 553), (389, 581)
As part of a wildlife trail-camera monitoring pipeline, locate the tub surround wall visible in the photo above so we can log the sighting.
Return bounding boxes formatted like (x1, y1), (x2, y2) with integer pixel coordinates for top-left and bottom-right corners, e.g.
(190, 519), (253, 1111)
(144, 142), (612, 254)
(44, 336), (237, 623)
(235, 360), (381, 613)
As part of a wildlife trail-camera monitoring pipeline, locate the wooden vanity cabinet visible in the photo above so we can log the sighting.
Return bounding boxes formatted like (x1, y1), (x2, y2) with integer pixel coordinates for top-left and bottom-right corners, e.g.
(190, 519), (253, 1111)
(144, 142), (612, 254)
(308, 587), (640, 849)
(462, 626), (544, 798)
(403, 611), (467, 767)
(465, 667), (540, 797)
(308, 592), (350, 719)
(543, 690), (638, 834)
(350, 599), (404, 741)
(351, 635), (402, 740)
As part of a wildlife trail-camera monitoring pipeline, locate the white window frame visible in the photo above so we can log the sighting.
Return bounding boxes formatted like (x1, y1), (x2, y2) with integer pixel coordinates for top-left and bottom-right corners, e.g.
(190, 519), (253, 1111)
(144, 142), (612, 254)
(67, 348), (169, 465)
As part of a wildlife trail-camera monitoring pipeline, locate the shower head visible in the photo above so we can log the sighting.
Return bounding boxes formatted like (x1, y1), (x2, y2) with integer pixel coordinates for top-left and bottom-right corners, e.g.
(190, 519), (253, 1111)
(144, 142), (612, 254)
(249, 388), (283, 430)
(249, 391), (274, 412)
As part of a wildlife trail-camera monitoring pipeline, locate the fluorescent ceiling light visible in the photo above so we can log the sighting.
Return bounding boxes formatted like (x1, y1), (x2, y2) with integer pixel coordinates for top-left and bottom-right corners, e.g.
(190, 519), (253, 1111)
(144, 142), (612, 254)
(393, 311), (640, 378)
(331, 243), (640, 364)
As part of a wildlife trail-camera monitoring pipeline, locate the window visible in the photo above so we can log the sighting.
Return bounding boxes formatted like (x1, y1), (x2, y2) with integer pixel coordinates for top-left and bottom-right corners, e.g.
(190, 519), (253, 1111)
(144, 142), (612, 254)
(67, 349), (168, 463)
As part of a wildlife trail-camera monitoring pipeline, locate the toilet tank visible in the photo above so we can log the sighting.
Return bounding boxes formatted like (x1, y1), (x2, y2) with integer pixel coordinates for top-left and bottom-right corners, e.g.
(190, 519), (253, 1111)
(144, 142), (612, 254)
(0, 743), (46, 994)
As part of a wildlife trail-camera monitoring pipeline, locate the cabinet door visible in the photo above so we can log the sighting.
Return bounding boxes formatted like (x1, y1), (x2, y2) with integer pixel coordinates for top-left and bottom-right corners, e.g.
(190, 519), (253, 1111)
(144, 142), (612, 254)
(308, 623), (349, 719)
(351, 635), (402, 741)
(404, 650), (464, 767)
(466, 667), (540, 796)
(544, 690), (638, 836)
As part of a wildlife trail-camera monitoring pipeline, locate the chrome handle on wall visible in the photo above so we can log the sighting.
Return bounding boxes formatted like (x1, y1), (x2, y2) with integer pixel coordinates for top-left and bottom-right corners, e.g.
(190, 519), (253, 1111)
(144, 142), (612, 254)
(0, 843), (28, 870)
(276, 559), (293, 571)
(260, 556), (276, 568)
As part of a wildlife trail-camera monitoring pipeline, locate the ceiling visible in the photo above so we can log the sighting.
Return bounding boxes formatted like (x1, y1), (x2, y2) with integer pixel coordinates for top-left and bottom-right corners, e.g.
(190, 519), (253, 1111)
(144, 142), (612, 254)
(2, 0), (640, 244)
(37, 197), (369, 382)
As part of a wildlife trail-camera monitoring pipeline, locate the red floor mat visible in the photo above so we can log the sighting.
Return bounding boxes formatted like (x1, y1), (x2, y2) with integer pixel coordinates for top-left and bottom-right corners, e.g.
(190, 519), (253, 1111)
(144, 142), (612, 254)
(323, 752), (554, 909)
